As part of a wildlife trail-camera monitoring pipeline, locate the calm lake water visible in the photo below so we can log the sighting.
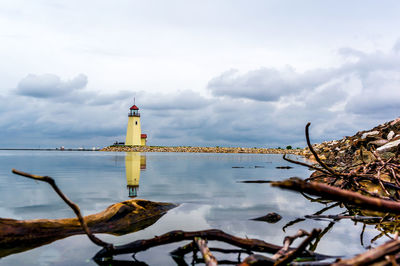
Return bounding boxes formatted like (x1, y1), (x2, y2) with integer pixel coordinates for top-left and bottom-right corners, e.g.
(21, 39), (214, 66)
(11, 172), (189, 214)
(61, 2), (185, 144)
(0, 151), (390, 265)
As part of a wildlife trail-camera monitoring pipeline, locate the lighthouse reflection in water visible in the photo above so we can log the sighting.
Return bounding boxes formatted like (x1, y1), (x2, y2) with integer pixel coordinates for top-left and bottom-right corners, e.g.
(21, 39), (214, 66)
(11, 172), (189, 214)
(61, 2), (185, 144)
(125, 152), (146, 198)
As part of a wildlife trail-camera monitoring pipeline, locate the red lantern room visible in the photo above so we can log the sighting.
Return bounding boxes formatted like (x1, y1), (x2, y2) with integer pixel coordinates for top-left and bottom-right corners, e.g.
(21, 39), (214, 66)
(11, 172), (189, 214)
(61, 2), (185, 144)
(129, 105), (140, 117)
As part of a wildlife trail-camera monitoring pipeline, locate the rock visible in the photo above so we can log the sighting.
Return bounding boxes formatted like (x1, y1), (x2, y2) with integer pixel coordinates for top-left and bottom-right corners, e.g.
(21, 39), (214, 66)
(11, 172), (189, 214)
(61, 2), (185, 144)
(368, 139), (389, 147)
(390, 118), (400, 126)
(251, 212), (282, 223)
(381, 152), (395, 161)
(361, 131), (380, 139)
(276, 166), (293, 169)
(353, 148), (376, 164)
(387, 131), (395, 140)
(377, 139), (400, 153)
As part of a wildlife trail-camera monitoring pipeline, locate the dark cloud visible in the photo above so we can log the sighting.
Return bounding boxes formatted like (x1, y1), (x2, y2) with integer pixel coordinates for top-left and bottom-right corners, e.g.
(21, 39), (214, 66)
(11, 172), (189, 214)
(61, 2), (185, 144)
(16, 73), (87, 98)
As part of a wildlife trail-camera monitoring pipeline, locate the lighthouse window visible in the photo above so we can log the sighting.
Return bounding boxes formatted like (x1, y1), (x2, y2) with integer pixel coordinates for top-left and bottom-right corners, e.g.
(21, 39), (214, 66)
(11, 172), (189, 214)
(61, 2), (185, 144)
(135, 121), (138, 125)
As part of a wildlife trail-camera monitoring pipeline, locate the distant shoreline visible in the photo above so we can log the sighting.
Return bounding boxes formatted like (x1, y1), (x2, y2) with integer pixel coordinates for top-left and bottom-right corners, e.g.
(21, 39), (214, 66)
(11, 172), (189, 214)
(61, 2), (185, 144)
(101, 145), (305, 155)
(0, 148), (100, 151)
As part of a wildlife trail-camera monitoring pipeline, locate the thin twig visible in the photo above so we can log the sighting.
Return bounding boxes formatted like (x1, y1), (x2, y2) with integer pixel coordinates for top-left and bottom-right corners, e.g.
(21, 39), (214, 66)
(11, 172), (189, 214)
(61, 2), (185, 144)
(377, 167), (392, 197)
(360, 223), (366, 247)
(283, 154), (331, 175)
(305, 214), (382, 221)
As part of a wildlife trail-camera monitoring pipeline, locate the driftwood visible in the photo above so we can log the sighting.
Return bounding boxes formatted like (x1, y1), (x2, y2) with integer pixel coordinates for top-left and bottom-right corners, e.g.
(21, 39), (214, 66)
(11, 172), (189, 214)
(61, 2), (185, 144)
(0, 199), (176, 258)
(305, 214), (382, 222)
(333, 238), (400, 265)
(274, 229), (321, 266)
(272, 229), (309, 260)
(94, 229), (285, 258)
(171, 240), (252, 258)
(271, 178), (400, 215)
(94, 228), (334, 265)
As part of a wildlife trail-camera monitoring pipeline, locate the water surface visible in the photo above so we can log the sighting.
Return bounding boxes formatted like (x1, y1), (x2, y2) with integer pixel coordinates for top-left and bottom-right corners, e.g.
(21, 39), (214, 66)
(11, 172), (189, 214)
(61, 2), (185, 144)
(0, 151), (390, 265)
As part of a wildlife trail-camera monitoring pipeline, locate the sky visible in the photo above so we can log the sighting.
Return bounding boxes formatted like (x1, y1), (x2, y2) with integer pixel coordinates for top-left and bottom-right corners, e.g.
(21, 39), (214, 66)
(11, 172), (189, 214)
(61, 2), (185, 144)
(1, 0), (400, 148)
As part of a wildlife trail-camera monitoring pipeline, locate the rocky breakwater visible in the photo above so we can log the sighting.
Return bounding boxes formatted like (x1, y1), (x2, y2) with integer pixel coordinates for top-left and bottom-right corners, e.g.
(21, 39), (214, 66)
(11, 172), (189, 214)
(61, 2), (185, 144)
(302, 117), (400, 166)
(299, 117), (400, 199)
(101, 145), (303, 155)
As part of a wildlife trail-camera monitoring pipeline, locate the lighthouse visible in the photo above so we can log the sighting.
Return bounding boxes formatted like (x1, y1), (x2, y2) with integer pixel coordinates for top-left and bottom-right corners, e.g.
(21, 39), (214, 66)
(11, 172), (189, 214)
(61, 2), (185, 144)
(126, 104), (147, 146)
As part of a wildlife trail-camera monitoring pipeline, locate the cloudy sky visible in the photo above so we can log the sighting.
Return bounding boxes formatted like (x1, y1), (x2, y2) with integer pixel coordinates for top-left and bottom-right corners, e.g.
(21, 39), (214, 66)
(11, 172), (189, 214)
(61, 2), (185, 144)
(1, 0), (400, 148)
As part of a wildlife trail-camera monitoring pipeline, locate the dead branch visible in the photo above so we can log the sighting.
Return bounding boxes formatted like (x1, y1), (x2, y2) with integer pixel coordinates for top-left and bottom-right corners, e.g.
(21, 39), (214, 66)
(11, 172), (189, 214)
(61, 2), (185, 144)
(195, 237), (218, 266)
(305, 214), (383, 222)
(271, 178), (400, 215)
(274, 228), (321, 266)
(11, 168), (112, 249)
(170, 241), (196, 257)
(272, 229), (309, 260)
(333, 239), (400, 265)
(94, 229), (284, 259)
(283, 153), (331, 175)
(309, 222), (335, 252)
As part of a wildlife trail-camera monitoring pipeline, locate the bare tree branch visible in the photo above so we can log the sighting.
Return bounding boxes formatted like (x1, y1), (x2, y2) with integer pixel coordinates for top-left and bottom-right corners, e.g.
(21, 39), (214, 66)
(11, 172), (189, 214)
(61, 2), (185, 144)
(12, 168), (113, 250)
(195, 237), (218, 266)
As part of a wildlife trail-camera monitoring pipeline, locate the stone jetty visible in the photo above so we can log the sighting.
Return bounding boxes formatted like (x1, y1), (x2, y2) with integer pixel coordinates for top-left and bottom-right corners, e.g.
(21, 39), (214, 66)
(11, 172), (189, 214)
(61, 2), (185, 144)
(101, 145), (303, 154)
(302, 117), (400, 165)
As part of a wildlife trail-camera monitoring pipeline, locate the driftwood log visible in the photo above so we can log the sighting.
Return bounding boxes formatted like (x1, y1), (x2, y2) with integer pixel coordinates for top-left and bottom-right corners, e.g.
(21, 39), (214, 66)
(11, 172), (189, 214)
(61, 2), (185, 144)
(333, 238), (400, 265)
(93, 228), (334, 262)
(0, 199), (176, 258)
(94, 229), (284, 258)
(271, 177), (400, 215)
